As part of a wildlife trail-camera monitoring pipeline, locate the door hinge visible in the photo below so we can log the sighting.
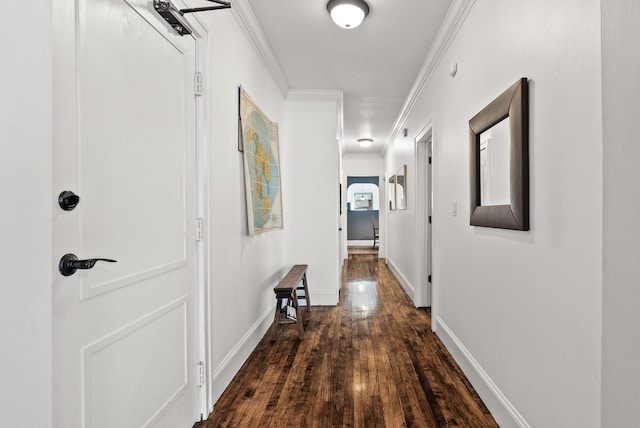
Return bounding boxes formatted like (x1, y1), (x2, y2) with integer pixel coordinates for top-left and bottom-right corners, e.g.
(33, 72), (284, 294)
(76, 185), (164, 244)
(428, 215), (432, 224)
(196, 218), (204, 241)
(428, 274), (432, 283)
(428, 156), (432, 164)
(194, 72), (203, 96)
(197, 361), (205, 387)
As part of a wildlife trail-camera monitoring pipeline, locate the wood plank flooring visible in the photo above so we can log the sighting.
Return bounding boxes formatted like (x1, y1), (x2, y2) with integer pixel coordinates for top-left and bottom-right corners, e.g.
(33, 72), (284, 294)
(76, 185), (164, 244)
(202, 258), (497, 427)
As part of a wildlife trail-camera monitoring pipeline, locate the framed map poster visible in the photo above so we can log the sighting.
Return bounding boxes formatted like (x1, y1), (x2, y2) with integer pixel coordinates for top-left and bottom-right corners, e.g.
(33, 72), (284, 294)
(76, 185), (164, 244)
(239, 87), (283, 235)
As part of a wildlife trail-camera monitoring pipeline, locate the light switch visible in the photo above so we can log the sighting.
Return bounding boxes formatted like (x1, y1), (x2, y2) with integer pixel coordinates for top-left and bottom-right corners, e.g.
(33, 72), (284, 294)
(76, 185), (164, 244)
(452, 201), (457, 217)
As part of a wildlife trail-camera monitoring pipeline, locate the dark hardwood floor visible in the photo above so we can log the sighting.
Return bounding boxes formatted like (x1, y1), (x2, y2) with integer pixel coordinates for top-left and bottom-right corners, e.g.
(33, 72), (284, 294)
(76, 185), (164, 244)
(203, 257), (497, 427)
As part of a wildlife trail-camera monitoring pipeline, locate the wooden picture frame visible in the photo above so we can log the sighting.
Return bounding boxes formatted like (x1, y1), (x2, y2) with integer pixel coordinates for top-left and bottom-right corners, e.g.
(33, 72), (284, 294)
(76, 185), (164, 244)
(395, 164), (407, 210)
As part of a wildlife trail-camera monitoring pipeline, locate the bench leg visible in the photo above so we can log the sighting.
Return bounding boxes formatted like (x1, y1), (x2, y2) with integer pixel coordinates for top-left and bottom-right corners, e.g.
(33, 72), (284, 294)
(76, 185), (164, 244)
(302, 273), (311, 313)
(291, 290), (304, 340)
(270, 297), (283, 341)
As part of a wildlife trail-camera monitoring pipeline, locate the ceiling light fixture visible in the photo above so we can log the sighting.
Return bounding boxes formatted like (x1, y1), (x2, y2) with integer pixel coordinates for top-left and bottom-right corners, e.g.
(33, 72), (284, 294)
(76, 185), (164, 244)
(327, 0), (370, 29)
(358, 138), (373, 148)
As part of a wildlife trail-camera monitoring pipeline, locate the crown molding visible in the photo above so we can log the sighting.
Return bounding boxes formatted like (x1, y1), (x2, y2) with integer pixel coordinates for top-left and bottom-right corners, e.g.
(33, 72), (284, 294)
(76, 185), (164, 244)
(386, 0), (476, 145)
(342, 153), (383, 160)
(286, 89), (343, 103)
(231, 0), (290, 96)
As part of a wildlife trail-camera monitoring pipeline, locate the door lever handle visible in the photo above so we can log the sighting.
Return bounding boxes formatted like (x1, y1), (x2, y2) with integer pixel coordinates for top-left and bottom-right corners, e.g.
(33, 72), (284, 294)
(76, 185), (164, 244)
(59, 253), (117, 276)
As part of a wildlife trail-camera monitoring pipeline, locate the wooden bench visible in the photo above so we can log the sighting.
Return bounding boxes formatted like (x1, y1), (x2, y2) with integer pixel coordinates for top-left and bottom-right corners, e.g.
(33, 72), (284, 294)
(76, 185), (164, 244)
(270, 264), (310, 341)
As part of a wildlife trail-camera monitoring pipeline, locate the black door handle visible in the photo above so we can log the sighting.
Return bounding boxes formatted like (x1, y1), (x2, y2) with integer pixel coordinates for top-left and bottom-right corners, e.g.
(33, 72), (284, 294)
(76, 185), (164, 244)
(59, 253), (117, 276)
(58, 191), (80, 211)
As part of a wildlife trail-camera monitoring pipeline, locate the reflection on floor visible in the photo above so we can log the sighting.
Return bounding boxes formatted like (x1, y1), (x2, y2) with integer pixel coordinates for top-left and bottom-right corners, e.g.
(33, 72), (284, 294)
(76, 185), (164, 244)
(346, 280), (378, 316)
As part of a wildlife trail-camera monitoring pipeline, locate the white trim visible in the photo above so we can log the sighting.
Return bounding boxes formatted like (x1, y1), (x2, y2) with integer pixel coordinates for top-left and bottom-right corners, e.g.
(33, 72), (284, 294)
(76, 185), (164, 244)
(81, 260), (187, 299)
(191, 25), (214, 416)
(309, 291), (339, 306)
(434, 315), (531, 428)
(386, 258), (415, 301)
(342, 153), (384, 161)
(413, 121), (433, 308)
(336, 94), (344, 150)
(231, 0), (290, 96)
(386, 0), (476, 145)
(210, 287), (341, 406)
(347, 240), (377, 248)
(159, 10), (213, 414)
(210, 305), (274, 404)
(286, 89), (343, 103)
(414, 120), (434, 145)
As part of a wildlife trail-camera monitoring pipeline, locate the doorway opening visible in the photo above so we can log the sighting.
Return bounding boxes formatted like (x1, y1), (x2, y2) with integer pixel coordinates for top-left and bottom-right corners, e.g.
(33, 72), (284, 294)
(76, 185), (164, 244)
(346, 176), (380, 259)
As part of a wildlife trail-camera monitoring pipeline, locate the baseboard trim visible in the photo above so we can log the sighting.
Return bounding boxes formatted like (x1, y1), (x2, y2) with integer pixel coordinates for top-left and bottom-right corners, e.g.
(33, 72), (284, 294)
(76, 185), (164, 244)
(347, 240), (377, 247)
(433, 315), (531, 428)
(310, 291), (339, 306)
(210, 305), (273, 404)
(210, 290), (338, 405)
(386, 258), (415, 302)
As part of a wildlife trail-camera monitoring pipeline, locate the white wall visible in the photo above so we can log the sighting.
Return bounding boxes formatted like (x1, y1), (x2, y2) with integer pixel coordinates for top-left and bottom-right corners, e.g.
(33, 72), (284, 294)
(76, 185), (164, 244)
(0, 2), (52, 425)
(342, 155), (385, 258)
(197, 12), (342, 404)
(601, 0), (640, 425)
(385, 1), (603, 426)
(198, 11), (287, 403)
(384, 140), (416, 298)
(282, 95), (341, 305)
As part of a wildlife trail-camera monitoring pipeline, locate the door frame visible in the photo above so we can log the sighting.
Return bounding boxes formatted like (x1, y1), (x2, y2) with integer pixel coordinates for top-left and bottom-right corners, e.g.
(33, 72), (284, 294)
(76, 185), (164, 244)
(344, 176), (381, 247)
(179, 10), (214, 418)
(151, 5), (214, 419)
(414, 121), (433, 309)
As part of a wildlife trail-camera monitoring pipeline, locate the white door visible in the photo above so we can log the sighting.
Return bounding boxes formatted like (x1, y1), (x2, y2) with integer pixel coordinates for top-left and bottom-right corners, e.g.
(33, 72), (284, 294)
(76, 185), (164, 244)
(52, 0), (201, 426)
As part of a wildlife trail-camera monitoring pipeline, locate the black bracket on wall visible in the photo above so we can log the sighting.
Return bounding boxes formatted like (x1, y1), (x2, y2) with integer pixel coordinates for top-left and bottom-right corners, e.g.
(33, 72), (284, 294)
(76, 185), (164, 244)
(180, 0), (231, 14)
(154, 0), (231, 36)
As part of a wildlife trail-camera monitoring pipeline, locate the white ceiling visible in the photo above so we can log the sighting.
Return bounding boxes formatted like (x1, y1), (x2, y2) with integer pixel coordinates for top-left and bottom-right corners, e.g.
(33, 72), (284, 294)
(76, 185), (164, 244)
(246, 0), (452, 154)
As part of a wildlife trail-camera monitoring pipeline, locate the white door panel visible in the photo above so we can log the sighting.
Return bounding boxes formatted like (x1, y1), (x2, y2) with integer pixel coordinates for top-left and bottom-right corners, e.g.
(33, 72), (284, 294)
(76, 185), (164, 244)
(53, 0), (200, 426)
(83, 298), (188, 428)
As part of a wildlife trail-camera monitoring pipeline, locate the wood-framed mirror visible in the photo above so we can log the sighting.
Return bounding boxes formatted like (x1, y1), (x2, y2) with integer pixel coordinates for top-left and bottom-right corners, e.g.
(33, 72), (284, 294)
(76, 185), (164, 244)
(388, 174), (396, 210)
(396, 164), (407, 210)
(469, 78), (529, 230)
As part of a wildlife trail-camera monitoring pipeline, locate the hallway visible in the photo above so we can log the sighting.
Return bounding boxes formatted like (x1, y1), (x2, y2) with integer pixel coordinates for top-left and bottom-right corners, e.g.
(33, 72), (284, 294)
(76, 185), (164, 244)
(204, 258), (497, 427)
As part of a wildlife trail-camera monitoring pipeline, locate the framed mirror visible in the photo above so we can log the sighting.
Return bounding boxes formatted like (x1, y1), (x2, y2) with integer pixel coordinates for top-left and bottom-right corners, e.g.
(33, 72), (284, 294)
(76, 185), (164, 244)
(395, 165), (407, 210)
(469, 78), (529, 230)
(388, 175), (396, 210)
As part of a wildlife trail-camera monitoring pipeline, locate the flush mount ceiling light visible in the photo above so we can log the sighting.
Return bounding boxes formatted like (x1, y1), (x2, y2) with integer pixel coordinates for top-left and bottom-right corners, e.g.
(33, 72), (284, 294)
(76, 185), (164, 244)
(327, 0), (370, 29)
(358, 138), (373, 148)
